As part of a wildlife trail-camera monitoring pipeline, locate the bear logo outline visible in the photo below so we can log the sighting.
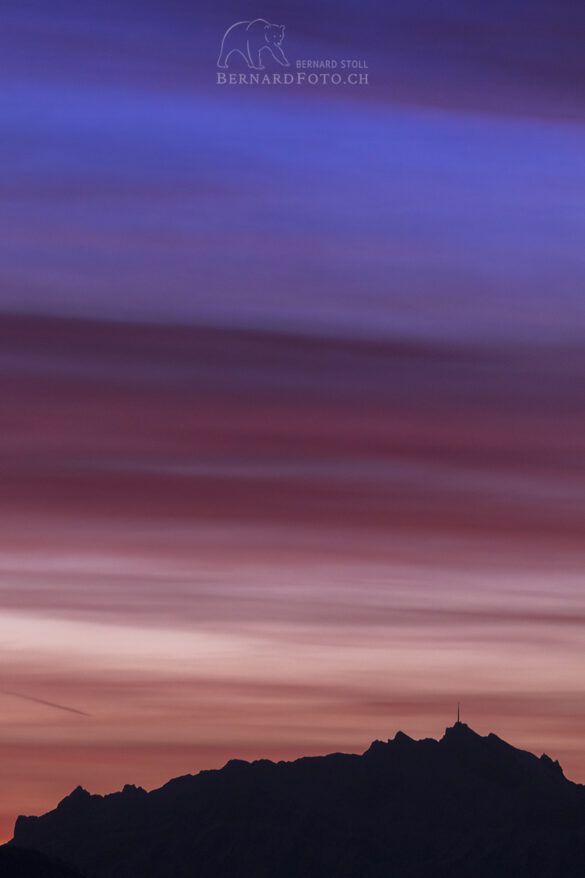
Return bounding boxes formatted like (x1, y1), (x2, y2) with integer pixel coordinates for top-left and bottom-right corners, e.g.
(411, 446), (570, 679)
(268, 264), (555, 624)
(218, 19), (290, 70)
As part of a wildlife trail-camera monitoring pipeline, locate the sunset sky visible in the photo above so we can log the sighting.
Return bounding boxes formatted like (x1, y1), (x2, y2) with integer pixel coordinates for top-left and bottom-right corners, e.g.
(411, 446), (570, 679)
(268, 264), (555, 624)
(1, 0), (585, 843)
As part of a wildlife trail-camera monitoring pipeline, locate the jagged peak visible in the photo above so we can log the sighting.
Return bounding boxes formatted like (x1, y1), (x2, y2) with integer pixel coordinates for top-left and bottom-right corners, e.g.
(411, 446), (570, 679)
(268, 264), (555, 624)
(441, 721), (481, 742)
(540, 752), (565, 777)
(392, 730), (413, 744)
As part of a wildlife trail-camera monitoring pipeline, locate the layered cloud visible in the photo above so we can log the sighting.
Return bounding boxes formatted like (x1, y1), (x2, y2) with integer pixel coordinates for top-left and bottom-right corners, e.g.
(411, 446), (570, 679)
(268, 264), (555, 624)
(0, 315), (584, 840)
(1, 0), (584, 844)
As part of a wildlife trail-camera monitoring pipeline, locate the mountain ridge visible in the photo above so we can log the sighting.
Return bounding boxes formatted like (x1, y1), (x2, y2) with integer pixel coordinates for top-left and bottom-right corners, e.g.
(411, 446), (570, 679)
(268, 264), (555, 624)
(7, 723), (585, 877)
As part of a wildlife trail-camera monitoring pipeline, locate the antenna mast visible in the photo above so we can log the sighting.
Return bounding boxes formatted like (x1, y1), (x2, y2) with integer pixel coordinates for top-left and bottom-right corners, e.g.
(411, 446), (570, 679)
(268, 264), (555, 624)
(457, 702), (460, 724)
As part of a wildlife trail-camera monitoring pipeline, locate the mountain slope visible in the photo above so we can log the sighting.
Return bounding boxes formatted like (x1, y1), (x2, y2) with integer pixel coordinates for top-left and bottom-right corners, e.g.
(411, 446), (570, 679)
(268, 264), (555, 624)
(0, 845), (83, 877)
(9, 723), (585, 878)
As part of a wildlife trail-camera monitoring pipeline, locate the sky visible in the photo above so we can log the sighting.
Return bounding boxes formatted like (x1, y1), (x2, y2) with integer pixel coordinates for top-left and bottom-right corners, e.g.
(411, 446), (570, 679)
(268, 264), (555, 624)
(1, 0), (585, 843)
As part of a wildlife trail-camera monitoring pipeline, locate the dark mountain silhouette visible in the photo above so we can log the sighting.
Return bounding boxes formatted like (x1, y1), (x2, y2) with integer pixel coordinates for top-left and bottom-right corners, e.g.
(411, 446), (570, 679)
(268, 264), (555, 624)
(0, 844), (83, 877)
(7, 723), (585, 877)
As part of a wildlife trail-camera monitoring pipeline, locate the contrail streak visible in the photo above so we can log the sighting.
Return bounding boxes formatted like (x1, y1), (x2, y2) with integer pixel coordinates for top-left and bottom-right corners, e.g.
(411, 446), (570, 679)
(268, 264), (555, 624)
(0, 688), (90, 717)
